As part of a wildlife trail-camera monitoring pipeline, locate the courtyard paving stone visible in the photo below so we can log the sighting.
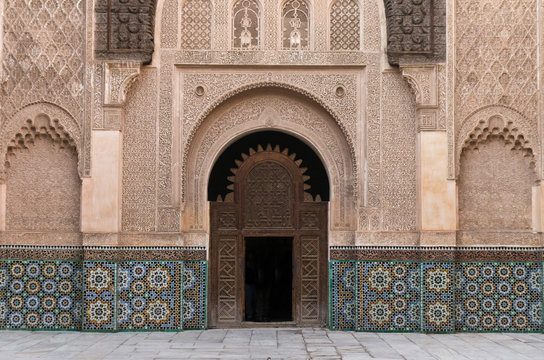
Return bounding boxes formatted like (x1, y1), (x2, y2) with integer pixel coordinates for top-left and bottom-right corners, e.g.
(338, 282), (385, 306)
(0, 329), (543, 359)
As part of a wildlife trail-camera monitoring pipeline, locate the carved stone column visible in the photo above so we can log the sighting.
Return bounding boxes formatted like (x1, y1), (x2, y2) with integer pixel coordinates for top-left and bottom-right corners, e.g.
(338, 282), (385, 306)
(532, 183), (544, 232)
(401, 65), (456, 246)
(81, 62), (140, 239)
(0, 183), (5, 231)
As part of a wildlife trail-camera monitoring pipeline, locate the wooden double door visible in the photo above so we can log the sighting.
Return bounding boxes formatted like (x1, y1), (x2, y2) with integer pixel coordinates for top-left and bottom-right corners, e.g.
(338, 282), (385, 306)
(209, 148), (328, 328)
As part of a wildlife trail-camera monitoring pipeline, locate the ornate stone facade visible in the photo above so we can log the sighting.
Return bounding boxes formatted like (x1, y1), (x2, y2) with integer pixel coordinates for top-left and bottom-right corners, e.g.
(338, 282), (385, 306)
(1, 0), (544, 332)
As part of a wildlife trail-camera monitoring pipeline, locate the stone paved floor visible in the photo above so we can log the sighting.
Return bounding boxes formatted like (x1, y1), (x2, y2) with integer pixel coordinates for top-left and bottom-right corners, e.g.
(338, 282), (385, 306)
(0, 329), (543, 359)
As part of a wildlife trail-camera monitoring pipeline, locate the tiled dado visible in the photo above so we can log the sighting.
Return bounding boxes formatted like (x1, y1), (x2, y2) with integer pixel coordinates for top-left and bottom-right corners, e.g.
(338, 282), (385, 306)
(330, 247), (544, 333)
(0, 259), (207, 331)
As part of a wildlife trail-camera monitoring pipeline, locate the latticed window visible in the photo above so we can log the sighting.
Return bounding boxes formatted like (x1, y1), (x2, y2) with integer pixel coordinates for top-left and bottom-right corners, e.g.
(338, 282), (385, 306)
(281, 0), (310, 50)
(330, 0), (360, 51)
(180, 0), (213, 50)
(232, 0), (261, 50)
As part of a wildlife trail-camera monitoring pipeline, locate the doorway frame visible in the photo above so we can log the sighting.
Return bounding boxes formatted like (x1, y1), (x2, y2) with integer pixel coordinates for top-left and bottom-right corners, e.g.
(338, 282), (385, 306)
(208, 150), (328, 328)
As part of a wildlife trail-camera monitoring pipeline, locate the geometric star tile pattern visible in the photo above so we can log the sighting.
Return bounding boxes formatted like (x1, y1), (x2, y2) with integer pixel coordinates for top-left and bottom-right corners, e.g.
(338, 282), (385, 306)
(0, 260), (82, 330)
(456, 262), (542, 332)
(118, 262), (180, 330)
(359, 262), (420, 331)
(0, 260), (207, 331)
(330, 260), (543, 333)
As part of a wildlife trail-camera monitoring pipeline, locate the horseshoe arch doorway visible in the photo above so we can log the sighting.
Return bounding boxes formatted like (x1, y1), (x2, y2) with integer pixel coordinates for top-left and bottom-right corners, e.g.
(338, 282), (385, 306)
(208, 131), (329, 328)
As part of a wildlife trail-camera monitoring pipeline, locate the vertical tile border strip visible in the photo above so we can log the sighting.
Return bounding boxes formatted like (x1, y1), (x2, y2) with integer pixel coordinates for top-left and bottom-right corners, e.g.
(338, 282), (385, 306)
(182, 260), (208, 330)
(329, 260), (357, 331)
(355, 261), (360, 331)
(0, 260), (7, 329)
(82, 261), (117, 332)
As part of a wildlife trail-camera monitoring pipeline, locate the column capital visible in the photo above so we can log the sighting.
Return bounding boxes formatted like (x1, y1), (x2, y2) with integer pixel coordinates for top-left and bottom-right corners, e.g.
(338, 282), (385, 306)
(400, 64), (438, 108)
(104, 62), (141, 106)
(400, 64), (441, 132)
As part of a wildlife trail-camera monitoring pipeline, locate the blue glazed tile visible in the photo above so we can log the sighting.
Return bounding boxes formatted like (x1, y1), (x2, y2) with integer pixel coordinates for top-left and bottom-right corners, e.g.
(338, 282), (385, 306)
(456, 262), (542, 332)
(2, 260), (81, 330)
(359, 262), (420, 331)
(330, 261), (357, 330)
(83, 262), (116, 331)
(422, 262), (455, 332)
(117, 261), (180, 330)
(182, 261), (207, 329)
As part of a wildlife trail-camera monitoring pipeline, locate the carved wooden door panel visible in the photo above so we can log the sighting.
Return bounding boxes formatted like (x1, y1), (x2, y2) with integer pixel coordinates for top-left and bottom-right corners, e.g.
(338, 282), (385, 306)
(297, 202), (327, 326)
(210, 147), (327, 328)
(209, 204), (240, 328)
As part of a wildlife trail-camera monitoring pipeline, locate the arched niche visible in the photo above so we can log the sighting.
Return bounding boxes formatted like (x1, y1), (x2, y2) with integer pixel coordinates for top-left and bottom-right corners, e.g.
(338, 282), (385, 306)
(182, 87), (356, 245)
(3, 104), (81, 235)
(1, 102), (81, 178)
(458, 113), (537, 234)
(456, 105), (540, 178)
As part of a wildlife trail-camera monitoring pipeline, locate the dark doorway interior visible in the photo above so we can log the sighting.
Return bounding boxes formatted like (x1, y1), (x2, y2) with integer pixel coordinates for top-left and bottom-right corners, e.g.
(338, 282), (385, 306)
(244, 237), (293, 322)
(208, 131), (330, 202)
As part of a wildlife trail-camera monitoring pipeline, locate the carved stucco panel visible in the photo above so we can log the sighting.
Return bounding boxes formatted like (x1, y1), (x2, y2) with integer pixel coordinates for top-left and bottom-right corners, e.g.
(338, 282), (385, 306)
(400, 65), (438, 108)
(263, 0), (279, 50)
(362, 0), (385, 53)
(455, 0), (539, 177)
(1, 0), (85, 120)
(446, 0), (455, 179)
(459, 137), (535, 231)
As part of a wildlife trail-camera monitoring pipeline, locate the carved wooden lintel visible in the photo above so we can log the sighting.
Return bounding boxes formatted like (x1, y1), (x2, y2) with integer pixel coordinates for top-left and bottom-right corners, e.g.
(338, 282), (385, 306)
(384, 0), (446, 65)
(95, 0), (157, 64)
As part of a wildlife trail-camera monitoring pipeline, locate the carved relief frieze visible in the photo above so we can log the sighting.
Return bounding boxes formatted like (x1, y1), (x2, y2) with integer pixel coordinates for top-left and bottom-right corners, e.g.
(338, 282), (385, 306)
(164, 49), (378, 66)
